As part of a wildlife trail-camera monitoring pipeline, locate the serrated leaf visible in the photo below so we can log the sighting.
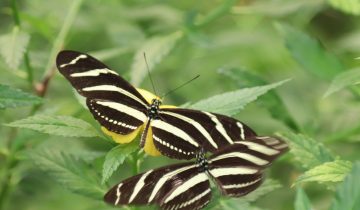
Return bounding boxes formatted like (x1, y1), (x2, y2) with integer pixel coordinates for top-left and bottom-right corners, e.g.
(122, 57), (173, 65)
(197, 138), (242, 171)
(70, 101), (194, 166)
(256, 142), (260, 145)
(329, 0), (360, 15)
(6, 115), (100, 138)
(281, 132), (334, 169)
(330, 161), (360, 210)
(130, 30), (183, 86)
(31, 149), (105, 199)
(276, 23), (343, 80)
(324, 67), (360, 97)
(295, 160), (353, 185)
(102, 143), (138, 184)
(0, 26), (30, 69)
(0, 84), (42, 109)
(219, 68), (299, 130)
(295, 188), (312, 210)
(189, 79), (290, 116)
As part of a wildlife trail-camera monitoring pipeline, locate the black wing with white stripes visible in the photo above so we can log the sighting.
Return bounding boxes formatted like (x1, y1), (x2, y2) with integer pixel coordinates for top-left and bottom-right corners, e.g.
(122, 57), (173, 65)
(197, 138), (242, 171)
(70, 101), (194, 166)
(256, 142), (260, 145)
(56, 50), (149, 135)
(104, 136), (288, 210)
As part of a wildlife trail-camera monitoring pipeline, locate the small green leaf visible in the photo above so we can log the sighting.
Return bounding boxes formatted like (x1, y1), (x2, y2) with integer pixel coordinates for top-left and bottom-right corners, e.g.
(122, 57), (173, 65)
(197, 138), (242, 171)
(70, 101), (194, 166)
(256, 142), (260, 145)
(130, 30), (183, 86)
(0, 84), (42, 109)
(102, 143), (138, 184)
(31, 149), (105, 199)
(330, 161), (360, 210)
(189, 79), (290, 116)
(0, 26), (30, 69)
(281, 132), (334, 169)
(295, 160), (353, 185)
(6, 115), (100, 138)
(329, 0), (360, 15)
(276, 23), (343, 80)
(324, 67), (360, 97)
(219, 68), (299, 131)
(295, 188), (312, 210)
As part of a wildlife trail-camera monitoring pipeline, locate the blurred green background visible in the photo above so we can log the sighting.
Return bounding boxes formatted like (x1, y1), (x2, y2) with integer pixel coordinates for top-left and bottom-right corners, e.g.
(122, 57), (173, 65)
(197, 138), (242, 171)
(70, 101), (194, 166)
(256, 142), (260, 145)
(1, 0), (360, 210)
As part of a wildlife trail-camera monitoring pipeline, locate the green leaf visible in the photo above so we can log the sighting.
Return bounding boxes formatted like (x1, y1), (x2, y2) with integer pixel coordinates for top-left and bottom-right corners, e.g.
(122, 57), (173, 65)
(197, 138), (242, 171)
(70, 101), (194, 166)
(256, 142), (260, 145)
(189, 79), (290, 116)
(0, 84), (42, 109)
(295, 160), (353, 185)
(219, 68), (299, 131)
(329, 0), (360, 15)
(324, 67), (360, 97)
(295, 188), (312, 210)
(281, 132), (334, 169)
(276, 23), (343, 80)
(0, 26), (30, 69)
(130, 30), (183, 86)
(330, 161), (360, 210)
(31, 149), (105, 199)
(102, 143), (138, 184)
(6, 115), (100, 138)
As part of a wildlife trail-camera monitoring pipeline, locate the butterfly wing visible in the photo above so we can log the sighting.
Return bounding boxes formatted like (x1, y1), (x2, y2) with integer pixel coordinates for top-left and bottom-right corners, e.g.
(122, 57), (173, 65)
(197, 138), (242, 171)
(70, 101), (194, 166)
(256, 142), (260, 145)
(151, 108), (257, 159)
(56, 50), (149, 135)
(208, 137), (288, 197)
(104, 162), (211, 210)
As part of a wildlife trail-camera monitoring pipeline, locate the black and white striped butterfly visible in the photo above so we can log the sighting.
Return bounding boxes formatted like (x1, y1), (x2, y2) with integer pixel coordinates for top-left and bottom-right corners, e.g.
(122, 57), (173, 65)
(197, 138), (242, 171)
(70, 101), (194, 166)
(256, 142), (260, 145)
(56, 50), (257, 160)
(104, 136), (288, 210)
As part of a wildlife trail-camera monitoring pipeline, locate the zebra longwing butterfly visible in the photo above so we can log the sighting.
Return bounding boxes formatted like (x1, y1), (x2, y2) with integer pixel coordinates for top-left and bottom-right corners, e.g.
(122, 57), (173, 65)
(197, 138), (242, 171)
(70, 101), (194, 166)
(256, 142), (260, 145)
(56, 50), (257, 160)
(104, 136), (288, 210)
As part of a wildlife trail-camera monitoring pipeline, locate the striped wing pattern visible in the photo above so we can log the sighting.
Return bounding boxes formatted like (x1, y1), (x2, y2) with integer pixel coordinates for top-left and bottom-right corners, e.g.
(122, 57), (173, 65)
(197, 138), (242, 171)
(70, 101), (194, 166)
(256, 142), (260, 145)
(152, 108), (257, 159)
(56, 50), (149, 135)
(104, 136), (288, 210)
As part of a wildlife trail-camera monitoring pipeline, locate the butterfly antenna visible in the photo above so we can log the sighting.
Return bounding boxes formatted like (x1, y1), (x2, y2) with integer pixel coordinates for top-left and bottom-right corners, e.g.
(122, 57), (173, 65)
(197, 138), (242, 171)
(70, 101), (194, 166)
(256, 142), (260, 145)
(143, 52), (158, 96)
(161, 75), (200, 100)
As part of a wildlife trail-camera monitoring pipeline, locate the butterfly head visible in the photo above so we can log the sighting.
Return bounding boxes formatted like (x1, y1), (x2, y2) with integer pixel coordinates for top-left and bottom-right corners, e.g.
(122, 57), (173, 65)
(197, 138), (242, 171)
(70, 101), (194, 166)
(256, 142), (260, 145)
(196, 149), (209, 172)
(148, 98), (162, 119)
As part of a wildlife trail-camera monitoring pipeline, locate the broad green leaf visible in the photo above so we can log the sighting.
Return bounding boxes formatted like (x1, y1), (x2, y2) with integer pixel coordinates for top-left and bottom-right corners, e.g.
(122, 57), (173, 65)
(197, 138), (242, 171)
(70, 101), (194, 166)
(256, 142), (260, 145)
(277, 23), (343, 80)
(295, 160), (353, 185)
(281, 132), (334, 169)
(0, 84), (42, 109)
(329, 0), (360, 15)
(295, 188), (312, 210)
(324, 67), (360, 97)
(130, 30), (183, 86)
(31, 149), (105, 199)
(330, 161), (360, 210)
(190, 79), (290, 116)
(219, 68), (299, 131)
(6, 115), (100, 138)
(102, 143), (138, 184)
(0, 26), (30, 69)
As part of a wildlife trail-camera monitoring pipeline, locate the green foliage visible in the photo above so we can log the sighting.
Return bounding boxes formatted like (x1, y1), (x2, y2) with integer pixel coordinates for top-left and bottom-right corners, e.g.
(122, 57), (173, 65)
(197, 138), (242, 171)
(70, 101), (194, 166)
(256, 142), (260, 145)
(190, 79), (290, 116)
(329, 0), (360, 15)
(0, 27), (30, 70)
(277, 23), (343, 81)
(295, 188), (312, 210)
(6, 115), (101, 138)
(281, 132), (334, 169)
(1, 1), (360, 210)
(102, 143), (138, 184)
(0, 84), (42, 109)
(330, 162), (360, 210)
(130, 31), (184, 86)
(31, 149), (105, 199)
(295, 160), (353, 185)
(324, 67), (360, 97)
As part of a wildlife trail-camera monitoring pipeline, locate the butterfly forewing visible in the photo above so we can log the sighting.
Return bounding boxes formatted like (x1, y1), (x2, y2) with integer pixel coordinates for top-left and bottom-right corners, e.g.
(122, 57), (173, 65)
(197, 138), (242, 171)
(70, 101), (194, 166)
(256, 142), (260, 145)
(56, 50), (149, 135)
(152, 108), (257, 159)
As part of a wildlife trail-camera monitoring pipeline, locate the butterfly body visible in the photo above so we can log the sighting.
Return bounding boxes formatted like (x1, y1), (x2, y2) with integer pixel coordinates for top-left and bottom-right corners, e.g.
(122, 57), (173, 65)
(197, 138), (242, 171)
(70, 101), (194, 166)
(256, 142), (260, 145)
(56, 50), (257, 159)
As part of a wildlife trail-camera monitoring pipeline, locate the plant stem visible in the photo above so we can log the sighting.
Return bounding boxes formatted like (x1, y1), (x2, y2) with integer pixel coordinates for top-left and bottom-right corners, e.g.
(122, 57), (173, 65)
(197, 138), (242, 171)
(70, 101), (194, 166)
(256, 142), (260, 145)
(38, 0), (83, 97)
(195, 0), (237, 28)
